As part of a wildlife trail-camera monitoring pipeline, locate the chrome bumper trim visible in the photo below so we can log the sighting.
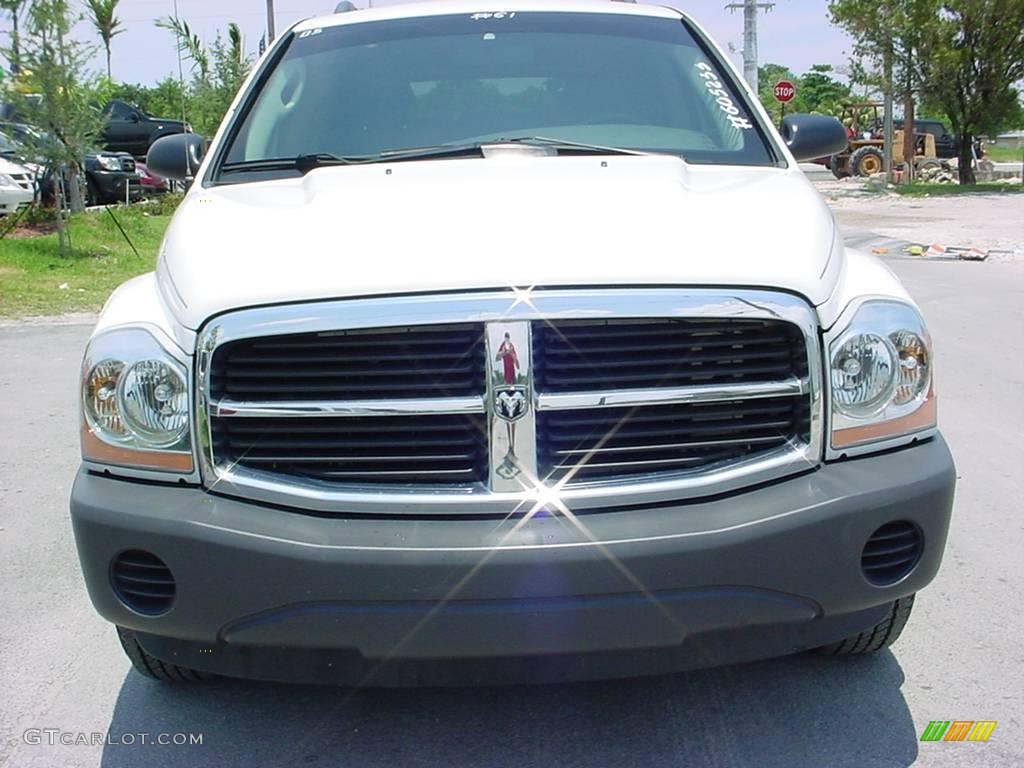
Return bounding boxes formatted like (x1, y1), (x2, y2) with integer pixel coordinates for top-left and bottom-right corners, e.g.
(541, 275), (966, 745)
(537, 378), (809, 411)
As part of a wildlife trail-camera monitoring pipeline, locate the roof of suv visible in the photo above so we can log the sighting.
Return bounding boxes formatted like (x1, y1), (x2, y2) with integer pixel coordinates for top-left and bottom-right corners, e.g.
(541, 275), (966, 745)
(293, 0), (684, 33)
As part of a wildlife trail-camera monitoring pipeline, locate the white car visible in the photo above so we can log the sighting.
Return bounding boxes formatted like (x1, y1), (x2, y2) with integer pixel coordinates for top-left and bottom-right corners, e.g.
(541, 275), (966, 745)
(0, 156), (35, 214)
(71, 0), (954, 685)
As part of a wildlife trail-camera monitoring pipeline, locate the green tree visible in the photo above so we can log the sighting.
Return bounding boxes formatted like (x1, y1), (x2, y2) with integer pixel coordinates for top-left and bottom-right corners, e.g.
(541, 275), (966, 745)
(919, 0), (1024, 182)
(109, 77), (187, 121)
(829, 0), (940, 178)
(153, 17), (251, 139)
(799, 65), (852, 115)
(0, 0), (27, 74)
(1, 0), (106, 244)
(757, 63), (801, 123)
(85, 0), (123, 79)
(155, 15), (209, 80)
(757, 63), (852, 123)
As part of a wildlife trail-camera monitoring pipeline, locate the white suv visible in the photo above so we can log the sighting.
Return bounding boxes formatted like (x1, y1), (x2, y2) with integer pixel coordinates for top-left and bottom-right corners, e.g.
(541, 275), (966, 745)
(71, 0), (954, 685)
(0, 156), (35, 215)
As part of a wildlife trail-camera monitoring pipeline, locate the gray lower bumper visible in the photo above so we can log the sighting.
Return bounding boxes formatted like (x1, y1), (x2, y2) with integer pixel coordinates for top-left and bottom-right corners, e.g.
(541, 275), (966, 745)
(70, 436), (955, 683)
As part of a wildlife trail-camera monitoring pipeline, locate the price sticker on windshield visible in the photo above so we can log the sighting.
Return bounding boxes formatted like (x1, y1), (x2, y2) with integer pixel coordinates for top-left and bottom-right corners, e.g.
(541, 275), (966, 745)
(696, 62), (753, 130)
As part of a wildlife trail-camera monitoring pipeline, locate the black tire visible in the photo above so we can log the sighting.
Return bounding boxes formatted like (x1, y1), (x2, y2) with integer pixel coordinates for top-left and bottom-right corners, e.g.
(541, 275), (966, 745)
(828, 154), (849, 179)
(850, 146), (885, 177)
(85, 177), (103, 207)
(816, 595), (915, 656)
(116, 626), (213, 682)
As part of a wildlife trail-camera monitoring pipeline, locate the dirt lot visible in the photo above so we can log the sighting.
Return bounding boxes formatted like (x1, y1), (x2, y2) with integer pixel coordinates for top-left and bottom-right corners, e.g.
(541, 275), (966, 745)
(815, 181), (1024, 258)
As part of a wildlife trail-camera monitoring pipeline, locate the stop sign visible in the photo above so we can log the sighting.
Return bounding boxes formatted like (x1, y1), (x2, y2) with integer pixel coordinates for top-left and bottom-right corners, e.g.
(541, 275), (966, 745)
(773, 80), (796, 103)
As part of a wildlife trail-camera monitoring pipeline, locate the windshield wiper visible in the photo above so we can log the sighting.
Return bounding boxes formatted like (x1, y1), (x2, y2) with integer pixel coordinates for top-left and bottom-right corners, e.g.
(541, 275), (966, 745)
(219, 138), (654, 177)
(371, 143), (489, 162)
(372, 137), (651, 161)
(219, 153), (355, 175)
(498, 136), (652, 156)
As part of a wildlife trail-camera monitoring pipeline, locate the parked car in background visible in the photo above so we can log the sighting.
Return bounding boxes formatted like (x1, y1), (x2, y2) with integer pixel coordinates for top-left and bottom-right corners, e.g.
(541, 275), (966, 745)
(0, 130), (24, 161)
(913, 119), (984, 161)
(913, 120), (958, 160)
(0, 121), (140, 206)
(101, 100), (190, 158)
(83, 151), (142, 206)
(0, 155), (36, 215)
(135, 162), (168, 196)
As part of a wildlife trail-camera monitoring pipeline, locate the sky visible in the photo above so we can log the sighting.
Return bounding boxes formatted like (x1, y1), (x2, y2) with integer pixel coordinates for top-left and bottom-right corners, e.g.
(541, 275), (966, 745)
(1, 0), (855, 87)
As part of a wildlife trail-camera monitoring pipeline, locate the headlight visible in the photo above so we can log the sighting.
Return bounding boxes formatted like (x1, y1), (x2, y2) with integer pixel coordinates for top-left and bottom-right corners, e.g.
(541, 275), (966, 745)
(829, 300), (936, 451)
(81, 327), (193, 472)
(96, 155), (121, 171)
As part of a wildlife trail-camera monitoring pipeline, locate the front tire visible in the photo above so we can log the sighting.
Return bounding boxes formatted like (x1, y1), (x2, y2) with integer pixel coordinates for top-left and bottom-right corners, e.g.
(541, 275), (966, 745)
(117, 627), (213, 682)
(817, 595), (915, 656)
(85, 177), (103, 207)
(828, 154), (849, 179)
(850, 146), (885, 177)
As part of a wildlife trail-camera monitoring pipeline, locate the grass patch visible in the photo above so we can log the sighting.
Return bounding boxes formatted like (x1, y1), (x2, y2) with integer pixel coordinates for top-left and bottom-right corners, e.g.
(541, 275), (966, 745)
(894, 182), (1024, 197)
(0, 200), (176, 317)
(983, 145), (1024, 164)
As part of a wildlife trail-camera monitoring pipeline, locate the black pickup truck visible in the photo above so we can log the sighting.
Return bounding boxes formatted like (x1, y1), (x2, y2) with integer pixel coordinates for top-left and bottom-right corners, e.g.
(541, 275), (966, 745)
(100, 100), (189, 158)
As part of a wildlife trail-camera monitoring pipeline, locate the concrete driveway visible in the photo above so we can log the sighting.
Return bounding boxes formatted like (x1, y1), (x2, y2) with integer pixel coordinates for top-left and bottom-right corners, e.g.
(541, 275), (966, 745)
(1, 259), (1021, 768)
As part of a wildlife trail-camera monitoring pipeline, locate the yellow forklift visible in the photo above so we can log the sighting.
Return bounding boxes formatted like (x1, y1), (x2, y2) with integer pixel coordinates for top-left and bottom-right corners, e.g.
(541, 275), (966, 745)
(828, 102), (941, 178)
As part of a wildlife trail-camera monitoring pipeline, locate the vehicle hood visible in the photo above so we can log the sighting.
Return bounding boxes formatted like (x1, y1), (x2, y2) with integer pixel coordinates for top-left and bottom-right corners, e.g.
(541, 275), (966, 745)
(0, 156), (31, 175)
(159, 155), (841, 330)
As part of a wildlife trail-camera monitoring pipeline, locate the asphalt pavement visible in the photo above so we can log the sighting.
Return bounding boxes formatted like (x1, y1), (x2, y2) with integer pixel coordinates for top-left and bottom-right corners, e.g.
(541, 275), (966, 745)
(1, 259), (1022, 768)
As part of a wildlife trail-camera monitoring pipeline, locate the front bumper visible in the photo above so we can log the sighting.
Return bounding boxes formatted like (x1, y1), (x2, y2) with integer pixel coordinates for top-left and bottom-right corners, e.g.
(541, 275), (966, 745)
(89, 170), (141, 203)
(0, 187), (34, 213)
(71, 436), (955, 685)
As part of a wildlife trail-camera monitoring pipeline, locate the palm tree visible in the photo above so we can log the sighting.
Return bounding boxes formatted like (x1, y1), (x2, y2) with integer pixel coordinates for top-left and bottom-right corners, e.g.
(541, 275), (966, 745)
(156, 15), (209, 80)
(85, 0), (123, 79)
(227, 23), (244, 66)
(0, 0), (27, 74)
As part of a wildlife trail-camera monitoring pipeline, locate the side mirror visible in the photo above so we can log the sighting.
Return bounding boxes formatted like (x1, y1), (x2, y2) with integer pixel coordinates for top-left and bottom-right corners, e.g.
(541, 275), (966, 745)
(129, 112), (140, 123)
(780, 114), (849, 162)
(147, 133), (205, 181)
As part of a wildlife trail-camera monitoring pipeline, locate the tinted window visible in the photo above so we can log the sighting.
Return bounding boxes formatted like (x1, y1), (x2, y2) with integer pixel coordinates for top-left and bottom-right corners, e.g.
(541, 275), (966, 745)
(219, 13), (773, 177)
(107, 102), (137, 120)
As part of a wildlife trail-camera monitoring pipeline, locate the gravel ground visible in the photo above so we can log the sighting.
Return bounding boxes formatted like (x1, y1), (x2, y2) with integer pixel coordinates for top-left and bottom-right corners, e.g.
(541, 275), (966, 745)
(818, 183), (1024, 258)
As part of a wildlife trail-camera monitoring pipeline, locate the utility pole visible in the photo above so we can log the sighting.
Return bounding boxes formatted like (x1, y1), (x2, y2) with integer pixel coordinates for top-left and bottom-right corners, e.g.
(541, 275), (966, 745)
(725, 0), (775, 92)
(883, 43), (894, 183)
(266, 0), (276, 44)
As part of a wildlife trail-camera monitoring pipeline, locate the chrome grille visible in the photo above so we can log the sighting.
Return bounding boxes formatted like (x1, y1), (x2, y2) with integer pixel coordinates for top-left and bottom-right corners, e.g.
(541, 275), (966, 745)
(210, 413), (487, 484)
(198, 290), (822, 515)
(538, 397), (811, 482)
(210, 323), (485, 401)
(9, 172), (33, 192)
(533, 318), (808, 391)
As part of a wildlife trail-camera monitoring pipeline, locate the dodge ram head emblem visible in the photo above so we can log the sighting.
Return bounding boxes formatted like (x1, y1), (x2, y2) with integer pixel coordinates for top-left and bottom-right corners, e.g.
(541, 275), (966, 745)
(487, 323), (537, 489)
(494, 385), (529, 423)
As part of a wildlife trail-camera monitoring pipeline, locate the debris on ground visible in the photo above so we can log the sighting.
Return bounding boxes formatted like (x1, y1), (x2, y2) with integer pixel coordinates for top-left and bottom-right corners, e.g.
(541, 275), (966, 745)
(905, 243), (993, 260)
(918, 165), (958, 184)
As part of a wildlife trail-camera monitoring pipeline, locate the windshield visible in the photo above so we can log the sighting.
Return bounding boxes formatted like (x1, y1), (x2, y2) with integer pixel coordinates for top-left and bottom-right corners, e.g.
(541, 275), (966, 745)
(216, 12), (774, 180)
